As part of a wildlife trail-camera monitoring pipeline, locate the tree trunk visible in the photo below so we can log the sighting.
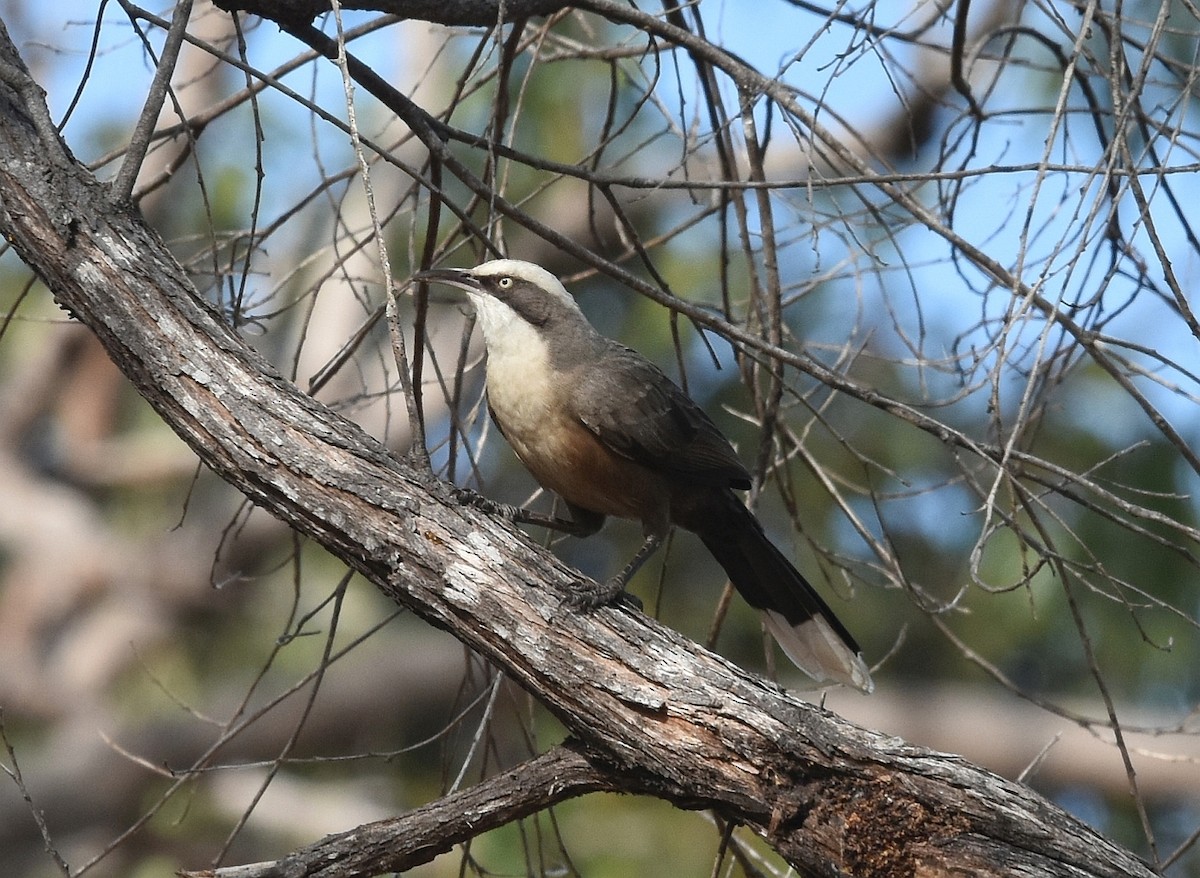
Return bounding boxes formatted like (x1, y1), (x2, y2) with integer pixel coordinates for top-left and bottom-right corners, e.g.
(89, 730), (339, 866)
(0, 17), (1157, 878)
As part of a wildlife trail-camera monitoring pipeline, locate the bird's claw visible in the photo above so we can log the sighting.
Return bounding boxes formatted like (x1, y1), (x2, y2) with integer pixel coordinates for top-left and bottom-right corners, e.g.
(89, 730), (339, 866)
(564, 577), (643, 612)
(450, 486), (519, 521)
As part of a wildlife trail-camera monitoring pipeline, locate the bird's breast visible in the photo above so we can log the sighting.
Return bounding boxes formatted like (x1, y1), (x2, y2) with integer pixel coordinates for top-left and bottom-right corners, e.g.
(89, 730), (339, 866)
(484, 349), (665, 527)
(482, 330), (560, 444)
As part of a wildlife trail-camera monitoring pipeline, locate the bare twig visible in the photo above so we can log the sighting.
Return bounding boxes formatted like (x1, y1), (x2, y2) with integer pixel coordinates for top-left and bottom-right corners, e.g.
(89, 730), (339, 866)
(0, 710), (71, 877)
(112, 0), (195, 201)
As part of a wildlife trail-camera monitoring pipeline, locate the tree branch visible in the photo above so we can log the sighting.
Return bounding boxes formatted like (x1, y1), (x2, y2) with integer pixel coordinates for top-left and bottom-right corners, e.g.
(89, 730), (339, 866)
(0, 16), (1159, 878)
(111, 0), (195, 201)
(211, 0), (566, 27)
(179, 742), (613, 878)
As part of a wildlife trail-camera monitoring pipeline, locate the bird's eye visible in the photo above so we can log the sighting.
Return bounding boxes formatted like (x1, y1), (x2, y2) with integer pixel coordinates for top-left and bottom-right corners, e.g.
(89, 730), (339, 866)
(497, 276), (513, 288)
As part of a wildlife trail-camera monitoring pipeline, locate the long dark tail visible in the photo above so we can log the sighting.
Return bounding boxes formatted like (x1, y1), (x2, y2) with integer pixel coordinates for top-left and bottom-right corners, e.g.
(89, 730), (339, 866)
(695, 491), (872, 692)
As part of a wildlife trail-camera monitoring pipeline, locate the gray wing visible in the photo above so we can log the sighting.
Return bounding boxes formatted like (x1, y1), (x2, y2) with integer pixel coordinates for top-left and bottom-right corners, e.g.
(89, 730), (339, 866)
(571, 343), (751, 489)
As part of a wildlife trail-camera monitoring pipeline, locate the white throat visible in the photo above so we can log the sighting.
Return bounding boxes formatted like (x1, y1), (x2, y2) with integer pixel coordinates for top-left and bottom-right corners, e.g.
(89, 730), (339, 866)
(466, 291), (550, 366)
(465, 291), (557, 444)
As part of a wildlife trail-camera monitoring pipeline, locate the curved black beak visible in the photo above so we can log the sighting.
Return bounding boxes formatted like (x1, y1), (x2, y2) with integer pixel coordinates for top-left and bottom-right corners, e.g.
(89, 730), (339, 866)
(412, 267), (481, 293)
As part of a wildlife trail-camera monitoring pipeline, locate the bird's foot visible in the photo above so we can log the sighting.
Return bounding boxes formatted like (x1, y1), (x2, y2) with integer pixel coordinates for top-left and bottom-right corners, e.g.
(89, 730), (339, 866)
(450, 485), (522, 522)
(564, 577), (643, 612)
(451, 486), (594, 536)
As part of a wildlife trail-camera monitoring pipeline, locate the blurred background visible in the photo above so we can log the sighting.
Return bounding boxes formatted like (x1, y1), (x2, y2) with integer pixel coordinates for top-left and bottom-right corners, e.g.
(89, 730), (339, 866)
(0, 0), (1198, 875)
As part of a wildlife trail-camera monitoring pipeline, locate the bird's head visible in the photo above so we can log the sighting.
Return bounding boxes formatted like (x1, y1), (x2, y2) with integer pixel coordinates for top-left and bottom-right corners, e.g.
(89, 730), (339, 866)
(415, 259), (599, 371)
(415, 259), (586, 337)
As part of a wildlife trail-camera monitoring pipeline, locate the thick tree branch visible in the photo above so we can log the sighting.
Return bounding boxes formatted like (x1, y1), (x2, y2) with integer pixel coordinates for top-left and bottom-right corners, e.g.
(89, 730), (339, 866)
(0, 17), (1159, 878)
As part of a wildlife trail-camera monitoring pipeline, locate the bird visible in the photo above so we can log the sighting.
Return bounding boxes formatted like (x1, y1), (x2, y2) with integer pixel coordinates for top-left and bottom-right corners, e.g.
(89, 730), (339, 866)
(415, 259), (872, 692)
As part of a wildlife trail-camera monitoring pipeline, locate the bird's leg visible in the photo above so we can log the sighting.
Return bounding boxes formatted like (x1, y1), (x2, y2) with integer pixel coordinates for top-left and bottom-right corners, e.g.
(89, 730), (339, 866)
(450, 486), (601, 536)
(613, 533), (663, 590)
(453, 485), (647, 611)
(566, 533), (663, 611)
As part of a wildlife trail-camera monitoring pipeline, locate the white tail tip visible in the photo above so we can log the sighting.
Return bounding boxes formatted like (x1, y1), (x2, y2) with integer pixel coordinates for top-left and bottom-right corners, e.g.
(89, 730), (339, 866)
(764, 610), (874, 694)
